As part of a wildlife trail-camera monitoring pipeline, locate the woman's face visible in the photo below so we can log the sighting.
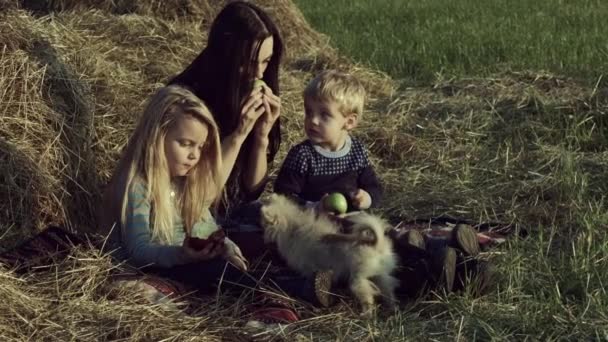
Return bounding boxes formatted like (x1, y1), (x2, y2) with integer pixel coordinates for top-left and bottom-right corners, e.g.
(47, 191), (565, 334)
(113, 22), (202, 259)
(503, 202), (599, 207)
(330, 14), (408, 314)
(254, 36), (274, 80)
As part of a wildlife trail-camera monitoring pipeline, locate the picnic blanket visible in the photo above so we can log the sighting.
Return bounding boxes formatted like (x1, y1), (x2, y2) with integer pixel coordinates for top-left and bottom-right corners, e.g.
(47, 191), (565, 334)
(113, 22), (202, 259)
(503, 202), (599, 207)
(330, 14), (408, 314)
(0, 217), (525, 300)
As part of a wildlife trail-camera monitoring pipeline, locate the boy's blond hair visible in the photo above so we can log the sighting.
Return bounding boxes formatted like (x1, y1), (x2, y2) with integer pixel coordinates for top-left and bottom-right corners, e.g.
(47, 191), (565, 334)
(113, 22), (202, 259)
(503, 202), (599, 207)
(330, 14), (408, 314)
(304, 70), (366, 117)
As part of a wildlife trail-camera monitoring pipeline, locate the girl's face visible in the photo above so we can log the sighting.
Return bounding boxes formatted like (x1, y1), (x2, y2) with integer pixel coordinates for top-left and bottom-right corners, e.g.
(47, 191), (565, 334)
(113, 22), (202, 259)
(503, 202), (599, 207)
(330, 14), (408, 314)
(164, 114), (209, 177)
(254, 36), (274, 80)
(304, 98), (357, 151)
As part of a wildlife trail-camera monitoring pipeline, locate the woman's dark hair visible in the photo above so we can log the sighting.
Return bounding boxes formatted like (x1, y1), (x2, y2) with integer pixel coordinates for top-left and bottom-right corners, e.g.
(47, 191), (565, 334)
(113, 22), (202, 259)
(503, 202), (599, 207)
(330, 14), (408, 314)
(169, 1), (283, 210)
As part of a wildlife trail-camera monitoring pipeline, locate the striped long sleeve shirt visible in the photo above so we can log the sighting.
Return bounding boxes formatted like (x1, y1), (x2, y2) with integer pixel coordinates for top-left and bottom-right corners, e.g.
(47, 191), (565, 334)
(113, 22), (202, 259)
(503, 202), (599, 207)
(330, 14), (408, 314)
(110, 179), (217, 268)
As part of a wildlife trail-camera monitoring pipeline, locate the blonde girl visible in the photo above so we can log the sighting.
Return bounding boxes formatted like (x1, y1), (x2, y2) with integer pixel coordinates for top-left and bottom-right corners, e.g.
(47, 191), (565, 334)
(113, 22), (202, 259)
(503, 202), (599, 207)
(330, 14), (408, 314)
(100, 85), (244, 270)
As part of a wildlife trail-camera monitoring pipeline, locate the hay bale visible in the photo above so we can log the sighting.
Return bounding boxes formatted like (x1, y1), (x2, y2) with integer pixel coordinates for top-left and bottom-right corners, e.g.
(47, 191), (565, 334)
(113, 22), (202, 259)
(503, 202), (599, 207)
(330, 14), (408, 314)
(20, 0), (214, 19)
(0, 47), (65, 244)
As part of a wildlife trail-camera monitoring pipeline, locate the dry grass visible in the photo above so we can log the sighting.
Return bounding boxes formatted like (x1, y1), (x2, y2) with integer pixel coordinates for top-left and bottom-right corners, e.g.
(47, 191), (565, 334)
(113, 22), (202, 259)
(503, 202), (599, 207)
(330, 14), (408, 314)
(1, 0), (607, 340)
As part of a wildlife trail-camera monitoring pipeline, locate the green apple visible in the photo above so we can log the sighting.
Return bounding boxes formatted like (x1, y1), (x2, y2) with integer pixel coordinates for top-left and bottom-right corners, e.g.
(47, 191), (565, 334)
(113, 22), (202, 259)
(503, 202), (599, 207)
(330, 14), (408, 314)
(254, 79), (267, 91)
(322, 192), (348, 214)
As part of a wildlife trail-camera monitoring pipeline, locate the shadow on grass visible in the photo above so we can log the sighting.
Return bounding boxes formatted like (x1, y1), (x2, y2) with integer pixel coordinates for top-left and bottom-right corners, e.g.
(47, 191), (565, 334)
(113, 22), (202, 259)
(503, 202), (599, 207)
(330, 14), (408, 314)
(28, 40), (100, 234)
(0, 139), (44, 252)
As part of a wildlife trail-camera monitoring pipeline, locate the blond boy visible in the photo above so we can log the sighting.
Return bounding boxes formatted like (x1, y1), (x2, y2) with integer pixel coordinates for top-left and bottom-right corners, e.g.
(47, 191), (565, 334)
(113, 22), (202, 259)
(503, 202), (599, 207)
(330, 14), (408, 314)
(274, 70), (382, 211)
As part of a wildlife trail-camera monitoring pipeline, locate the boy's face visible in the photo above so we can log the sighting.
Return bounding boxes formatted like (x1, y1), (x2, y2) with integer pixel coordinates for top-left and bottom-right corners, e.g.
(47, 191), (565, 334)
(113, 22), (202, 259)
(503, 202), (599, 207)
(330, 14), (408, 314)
(304, 98), (357, 151)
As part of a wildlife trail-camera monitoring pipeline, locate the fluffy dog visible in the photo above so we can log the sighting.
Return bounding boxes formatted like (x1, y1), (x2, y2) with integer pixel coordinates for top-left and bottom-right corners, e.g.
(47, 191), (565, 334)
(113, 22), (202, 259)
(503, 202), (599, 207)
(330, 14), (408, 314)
(259, 194), (399, 313)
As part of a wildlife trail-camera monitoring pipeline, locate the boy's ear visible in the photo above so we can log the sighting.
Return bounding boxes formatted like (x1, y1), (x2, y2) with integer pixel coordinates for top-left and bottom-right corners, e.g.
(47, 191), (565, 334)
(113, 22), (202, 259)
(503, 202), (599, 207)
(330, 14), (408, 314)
(345, 113), (358, 130)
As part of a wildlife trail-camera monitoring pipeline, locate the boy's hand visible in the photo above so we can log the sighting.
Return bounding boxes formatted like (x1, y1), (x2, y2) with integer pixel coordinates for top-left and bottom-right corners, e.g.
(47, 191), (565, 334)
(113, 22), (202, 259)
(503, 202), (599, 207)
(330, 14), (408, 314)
(350, 189), (372, 210)
(313, 194), (332, 215)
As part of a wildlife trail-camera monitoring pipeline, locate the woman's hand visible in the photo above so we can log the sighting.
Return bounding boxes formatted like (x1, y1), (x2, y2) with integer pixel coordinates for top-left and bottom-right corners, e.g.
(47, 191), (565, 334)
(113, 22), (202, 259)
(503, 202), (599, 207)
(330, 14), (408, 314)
(253, 84), (281, 142)
(183, 239), (225, 261)
(236, 88), (266, 139)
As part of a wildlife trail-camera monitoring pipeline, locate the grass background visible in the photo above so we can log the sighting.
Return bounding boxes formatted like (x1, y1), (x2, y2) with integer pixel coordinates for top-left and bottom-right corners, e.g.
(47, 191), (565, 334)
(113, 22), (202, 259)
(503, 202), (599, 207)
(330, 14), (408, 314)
(294, 0), (608, 84)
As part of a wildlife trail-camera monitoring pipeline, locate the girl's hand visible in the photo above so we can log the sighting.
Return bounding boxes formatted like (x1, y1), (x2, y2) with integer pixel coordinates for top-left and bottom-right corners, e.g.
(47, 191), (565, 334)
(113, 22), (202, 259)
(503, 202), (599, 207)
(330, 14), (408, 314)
(350, 189), (372, 210)
(236, 88), (266, 139)
(253, 84), (281, 142)
(183, 239), (225, 261)
(223, 238), (249, 271)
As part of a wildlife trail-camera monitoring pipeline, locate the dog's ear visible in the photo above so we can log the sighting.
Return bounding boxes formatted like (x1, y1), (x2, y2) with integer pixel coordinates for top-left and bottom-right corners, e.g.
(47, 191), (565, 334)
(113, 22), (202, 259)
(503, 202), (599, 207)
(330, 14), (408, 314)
(321, 233), (359, 245)
(321, 227), (377, 246)
(260, 205), (269, 219)
(263, 193), (279, 205)
(259, 206), (275, 227)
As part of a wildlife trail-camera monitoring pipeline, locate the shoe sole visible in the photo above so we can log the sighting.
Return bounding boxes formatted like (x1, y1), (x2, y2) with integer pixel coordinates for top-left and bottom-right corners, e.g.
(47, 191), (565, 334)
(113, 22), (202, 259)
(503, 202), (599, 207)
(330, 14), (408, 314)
(440, 247), (456, 292)
(314, 270), (335, 307)
(405, 230), (426, 250)
(453, 224), (480, 257)
(393, 229), (426, 251)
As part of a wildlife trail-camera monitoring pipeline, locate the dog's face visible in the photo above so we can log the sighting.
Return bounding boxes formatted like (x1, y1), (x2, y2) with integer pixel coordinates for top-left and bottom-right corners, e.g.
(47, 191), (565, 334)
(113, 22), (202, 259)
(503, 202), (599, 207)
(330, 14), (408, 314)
(340, 212), (392, 245)
(259, 194), (291, 243)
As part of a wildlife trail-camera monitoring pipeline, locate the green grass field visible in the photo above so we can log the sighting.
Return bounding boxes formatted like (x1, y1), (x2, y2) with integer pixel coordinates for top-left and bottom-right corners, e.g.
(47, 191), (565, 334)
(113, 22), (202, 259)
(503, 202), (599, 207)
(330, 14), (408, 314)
(295, 0), (608, 84)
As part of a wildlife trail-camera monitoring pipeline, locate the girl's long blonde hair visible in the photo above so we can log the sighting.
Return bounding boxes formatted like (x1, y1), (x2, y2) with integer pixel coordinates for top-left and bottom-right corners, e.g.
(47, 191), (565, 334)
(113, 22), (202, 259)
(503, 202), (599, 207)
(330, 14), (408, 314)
(101, 85), (222, 244)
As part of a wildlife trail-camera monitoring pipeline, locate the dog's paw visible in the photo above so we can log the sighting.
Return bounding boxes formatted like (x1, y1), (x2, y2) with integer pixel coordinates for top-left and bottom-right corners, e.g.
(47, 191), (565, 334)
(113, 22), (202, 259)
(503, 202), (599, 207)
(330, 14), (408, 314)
(360, 303), (377, 319)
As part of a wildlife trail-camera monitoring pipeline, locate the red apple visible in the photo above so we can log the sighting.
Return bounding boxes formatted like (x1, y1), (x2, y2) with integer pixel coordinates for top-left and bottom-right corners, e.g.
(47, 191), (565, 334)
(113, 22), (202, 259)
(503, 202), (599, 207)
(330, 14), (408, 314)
(187, 229), (225, 251)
